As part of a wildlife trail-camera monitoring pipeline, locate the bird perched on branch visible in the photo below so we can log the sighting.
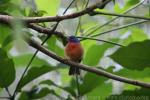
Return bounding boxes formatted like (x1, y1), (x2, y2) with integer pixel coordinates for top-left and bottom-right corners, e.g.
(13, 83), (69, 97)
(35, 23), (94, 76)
(65, 36), (84, 75)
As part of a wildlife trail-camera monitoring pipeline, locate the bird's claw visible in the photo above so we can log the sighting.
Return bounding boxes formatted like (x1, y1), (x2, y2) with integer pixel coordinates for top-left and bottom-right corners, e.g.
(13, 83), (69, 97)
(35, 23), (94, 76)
(64, 59), (69, 63)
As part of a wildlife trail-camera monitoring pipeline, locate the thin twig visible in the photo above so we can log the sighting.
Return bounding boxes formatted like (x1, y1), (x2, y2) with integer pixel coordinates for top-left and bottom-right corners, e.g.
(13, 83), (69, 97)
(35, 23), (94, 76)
(75, 0), (89, 36)
(12, 44), (40, 99)
(90, 11), (150, 20)
(0, 97), (10, 99)
(90, 20), (148, 37)
(78, 36), (124, 46)
(63, 0), (76, 15)
(75, 17), (82, 36)
(5, 87), (12, 98)
(84, 0), (89, 8)
(75, 75), (80, 100)
(75, 0), (84, 36)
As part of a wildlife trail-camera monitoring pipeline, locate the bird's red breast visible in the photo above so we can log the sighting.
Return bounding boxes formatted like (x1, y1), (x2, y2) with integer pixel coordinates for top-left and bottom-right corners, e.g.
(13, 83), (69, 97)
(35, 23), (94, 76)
(65, 42), (83, 62)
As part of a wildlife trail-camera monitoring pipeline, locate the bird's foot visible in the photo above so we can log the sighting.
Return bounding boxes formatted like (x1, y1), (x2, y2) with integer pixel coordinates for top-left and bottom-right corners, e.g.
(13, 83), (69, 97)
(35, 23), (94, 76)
(63, 58), (69, 64)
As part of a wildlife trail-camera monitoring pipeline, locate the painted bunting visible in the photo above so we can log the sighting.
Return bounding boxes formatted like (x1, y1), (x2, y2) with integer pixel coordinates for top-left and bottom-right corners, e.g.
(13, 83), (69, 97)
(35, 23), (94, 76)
(65, 36), (84, 75)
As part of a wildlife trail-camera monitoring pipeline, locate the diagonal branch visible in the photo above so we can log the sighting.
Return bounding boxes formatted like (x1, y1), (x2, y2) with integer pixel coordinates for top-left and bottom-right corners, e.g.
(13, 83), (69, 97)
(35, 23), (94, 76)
(78, 36), (124, 46)
(27, 38), (150, 89)
(28, 24), (67, 40)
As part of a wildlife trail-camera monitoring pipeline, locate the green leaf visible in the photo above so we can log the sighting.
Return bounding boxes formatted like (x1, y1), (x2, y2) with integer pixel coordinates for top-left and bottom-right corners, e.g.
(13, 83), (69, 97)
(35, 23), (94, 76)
(0, 0), (11, 11)
(0, 0), (10, 4)
(107, 88), (150, 100)
(31, 87), (54, 99)
(110, 40), (150, 70)
(40, 80), (56, 86)
(0, 2), (20, 15)
(130, 27), (148, 41)
(40, 80), (76, 97)
(87, 82), (112, 100)
(63, 86), (76, 97)
(116, 68), (150, 79)
(83, 43), (113, 66)
(80, 72), (106, 96)
(13, 54), (50, 67)
(82, 40), (96, 55)
(126, 0), (140, 7)
(36, 0), (60, 16)
(114, 2), (122, 13)
(0, 25), (11, 46)
(0, 48), (15, 87)
(2, 34), (14, 50)
(123, 27), (148, 45)
(29, 9), (46, 16)
(18, 65), (58, 91)
(19, 87), (58, 99)
(47, 36), (64, 57)
(115, 0), (140, 13)
(105, 65), (150, 80)
(18, 91), (30, 100)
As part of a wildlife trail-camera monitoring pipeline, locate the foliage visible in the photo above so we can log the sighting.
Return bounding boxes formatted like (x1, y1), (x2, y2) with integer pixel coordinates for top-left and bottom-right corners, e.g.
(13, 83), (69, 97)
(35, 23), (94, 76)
(0, 0), (150, 100)
(110, 40), (150, 70)
(0, 48), (15, 87)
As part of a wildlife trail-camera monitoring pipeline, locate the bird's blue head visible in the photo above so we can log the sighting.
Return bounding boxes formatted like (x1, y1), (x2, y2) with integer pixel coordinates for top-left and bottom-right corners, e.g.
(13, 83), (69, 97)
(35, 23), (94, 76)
(68, 36), (80, 43)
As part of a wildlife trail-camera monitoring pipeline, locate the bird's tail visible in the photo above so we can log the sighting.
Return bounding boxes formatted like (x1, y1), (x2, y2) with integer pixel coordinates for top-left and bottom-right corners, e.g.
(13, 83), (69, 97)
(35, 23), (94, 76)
(69, 66), (80, 75)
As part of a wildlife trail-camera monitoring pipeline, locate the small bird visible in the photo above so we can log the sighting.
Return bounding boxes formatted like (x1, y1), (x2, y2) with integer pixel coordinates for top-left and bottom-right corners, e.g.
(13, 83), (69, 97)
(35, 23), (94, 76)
(65, 36), (84, 75)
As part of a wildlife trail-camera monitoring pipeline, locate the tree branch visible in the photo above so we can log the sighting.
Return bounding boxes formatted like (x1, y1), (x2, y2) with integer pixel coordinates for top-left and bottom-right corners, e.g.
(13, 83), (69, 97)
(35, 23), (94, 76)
(24, 0), (111, 23)
(28, 24), (67, 40)
(27, 38), (150, 89)
(0, 15), (12, 25)
(0, 0), (112, 24)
